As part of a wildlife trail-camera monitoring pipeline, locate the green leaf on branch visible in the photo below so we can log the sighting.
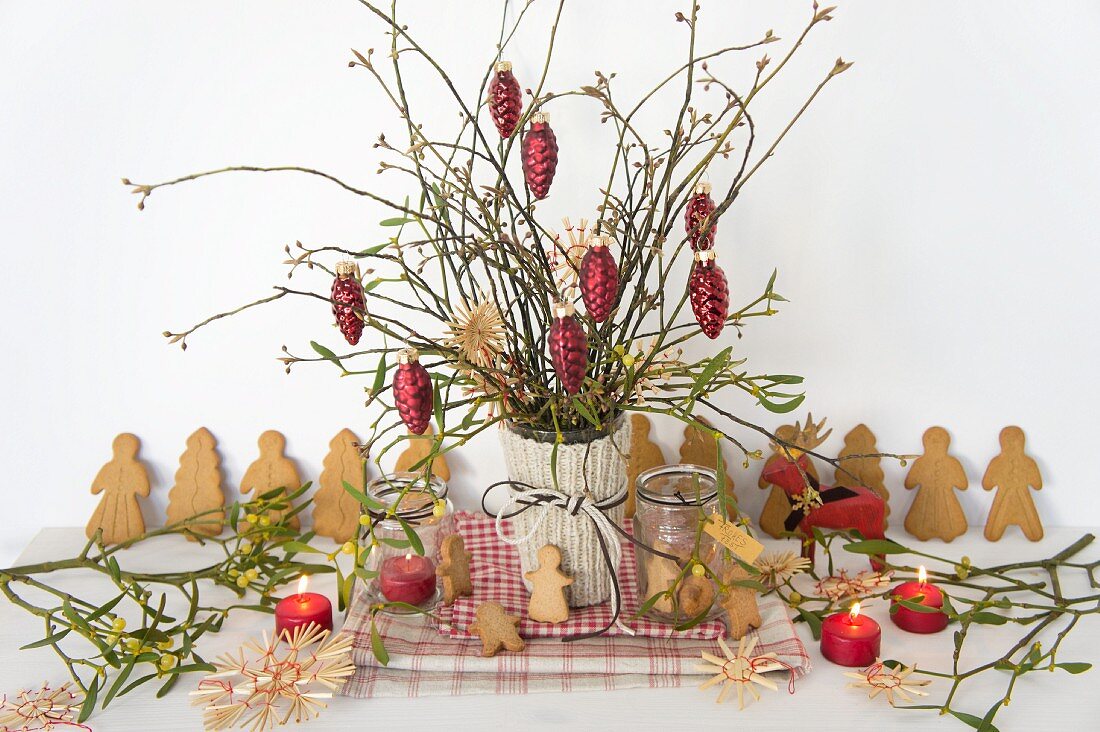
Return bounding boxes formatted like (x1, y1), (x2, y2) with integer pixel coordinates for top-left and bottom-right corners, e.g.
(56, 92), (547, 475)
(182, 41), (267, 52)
(970, 611), (1009, 626)
(380, 217), (414, 227)
(370, 618), (389, 666)
(398, 518), (425, 556)
(843, 539), (908, 555)
(756, 392), (805, 414)
(691, 347), (732, 397)
(948, 709), (1000, 731)
(281, 541), (322, 555)
(371, 353), (388, 396)
(310, 341), (344, 372)
(796, 607), (823, 639)
(895, 598), (942, 614)
(357, 242), (390, 257)
(1055, 662), (1092, 674)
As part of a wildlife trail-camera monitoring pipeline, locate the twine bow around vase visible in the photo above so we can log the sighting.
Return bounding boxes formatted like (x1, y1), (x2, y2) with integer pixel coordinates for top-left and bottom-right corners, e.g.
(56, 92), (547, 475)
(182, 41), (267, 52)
(482, 480), (678, 641)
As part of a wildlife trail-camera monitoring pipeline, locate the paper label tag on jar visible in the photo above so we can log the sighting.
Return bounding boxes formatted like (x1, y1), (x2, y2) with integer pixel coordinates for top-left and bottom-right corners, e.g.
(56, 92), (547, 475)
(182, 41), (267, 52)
(703, 514), (765, 564)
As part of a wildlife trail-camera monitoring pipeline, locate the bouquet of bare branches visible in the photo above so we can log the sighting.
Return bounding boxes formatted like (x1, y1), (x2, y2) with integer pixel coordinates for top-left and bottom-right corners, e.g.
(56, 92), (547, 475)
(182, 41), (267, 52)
(130, 1), (852, 468)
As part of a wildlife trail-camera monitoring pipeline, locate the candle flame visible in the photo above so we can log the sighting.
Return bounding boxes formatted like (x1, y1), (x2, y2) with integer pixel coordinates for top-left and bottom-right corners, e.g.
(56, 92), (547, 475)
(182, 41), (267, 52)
(405, 553), (412, 561)
(849, 601), (861, 621)
(918, 565), (928, 585)
(297, 575), (309, 596)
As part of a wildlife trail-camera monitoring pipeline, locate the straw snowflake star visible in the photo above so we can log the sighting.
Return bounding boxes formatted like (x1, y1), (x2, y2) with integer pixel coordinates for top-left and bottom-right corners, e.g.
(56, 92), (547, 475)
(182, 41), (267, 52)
(845, 659), (931, 706)
(0, 682), (84, 731)
(545, 217), (593, 295)
(190, 623), (355, 732)
(695, 635), (787, 710)
(755, 550), (812, 590)
(815, 570), (893, 601)
(444, 295), (506, 368)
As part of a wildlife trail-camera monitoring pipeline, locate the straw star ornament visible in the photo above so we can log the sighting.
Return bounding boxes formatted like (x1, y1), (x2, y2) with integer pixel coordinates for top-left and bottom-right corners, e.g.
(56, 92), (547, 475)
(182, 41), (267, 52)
(190, 623), (354, 731)
(695, 635), (789, 709)
(845, 659), (931, 706)
(444, 296), (506, 368)
(0, 682), (85, 731)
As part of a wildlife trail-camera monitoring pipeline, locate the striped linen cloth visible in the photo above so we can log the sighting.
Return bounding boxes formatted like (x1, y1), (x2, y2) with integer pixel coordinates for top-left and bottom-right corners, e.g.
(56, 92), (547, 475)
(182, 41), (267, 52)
(341, 512), (810, 698)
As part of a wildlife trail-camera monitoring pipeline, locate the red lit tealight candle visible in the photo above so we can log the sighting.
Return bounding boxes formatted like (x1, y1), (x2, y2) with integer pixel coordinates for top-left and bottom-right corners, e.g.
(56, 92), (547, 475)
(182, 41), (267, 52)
(890, 566), (949, 634)
(820, 601), (881, 667)
(379, 553), (437, 605)
(274, 576), (333, 640)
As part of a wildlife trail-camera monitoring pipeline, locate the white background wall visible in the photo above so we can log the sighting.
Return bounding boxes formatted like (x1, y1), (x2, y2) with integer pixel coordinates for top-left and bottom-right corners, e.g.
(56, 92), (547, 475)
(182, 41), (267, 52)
(2, 1), (1097, 565)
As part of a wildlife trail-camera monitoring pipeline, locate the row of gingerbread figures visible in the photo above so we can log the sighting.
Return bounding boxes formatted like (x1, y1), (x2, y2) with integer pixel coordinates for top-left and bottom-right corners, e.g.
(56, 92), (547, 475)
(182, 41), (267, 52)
(86, 416), (1044, 547)
(627, 414), (1044, 543)
(85, 428), (434, 545)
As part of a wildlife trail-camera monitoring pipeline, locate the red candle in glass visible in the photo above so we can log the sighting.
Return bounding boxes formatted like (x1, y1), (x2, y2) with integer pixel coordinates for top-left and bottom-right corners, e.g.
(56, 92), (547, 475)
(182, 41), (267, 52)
(820, 601), (881, 667)
(379, 553), (437, 605)
(890, 566), (949, 634)
(274, 576), (333, 640)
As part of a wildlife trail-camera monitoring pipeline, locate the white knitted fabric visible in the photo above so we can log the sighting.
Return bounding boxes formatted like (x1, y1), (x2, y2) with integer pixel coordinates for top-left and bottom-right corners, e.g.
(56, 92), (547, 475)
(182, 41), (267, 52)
(498, 418), (631, 607)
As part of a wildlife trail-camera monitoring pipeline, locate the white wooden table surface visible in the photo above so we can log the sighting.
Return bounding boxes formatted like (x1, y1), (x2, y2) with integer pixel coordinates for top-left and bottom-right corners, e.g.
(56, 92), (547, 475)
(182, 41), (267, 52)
(1, 527), (1097, 731)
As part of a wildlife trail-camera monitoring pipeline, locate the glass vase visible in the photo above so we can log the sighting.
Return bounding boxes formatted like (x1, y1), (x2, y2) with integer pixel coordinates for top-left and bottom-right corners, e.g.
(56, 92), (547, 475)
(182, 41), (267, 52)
(359, 472), (452, 614)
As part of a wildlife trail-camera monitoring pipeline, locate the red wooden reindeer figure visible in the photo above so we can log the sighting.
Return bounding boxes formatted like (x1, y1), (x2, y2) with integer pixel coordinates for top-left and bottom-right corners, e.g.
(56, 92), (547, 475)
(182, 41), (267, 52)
(760, 415), (886, 569)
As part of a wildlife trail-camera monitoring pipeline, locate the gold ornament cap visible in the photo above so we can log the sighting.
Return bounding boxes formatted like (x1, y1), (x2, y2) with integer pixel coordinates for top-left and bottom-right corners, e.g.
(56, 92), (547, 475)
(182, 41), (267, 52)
(552, 301), (575, 319)
(694, 181), (713, 195)
(335, 260), (358, 278)
(531, 111), (549, 125)
(592, 234), (611, 248)
(398, 347), (420, 365)
(495, 60), (512, 73)
(694, 249), (716, 263)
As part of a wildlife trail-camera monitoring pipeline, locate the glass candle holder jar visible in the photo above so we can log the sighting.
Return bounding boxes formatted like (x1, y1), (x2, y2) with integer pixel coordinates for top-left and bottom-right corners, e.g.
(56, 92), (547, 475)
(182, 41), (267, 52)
(359, 472), (452, 614)
(633, 463), (726, 624)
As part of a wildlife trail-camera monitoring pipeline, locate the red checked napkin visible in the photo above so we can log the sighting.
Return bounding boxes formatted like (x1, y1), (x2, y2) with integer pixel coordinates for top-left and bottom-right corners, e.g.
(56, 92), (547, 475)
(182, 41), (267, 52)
(441, 511), (726, 639)
(340, 512), (811, 698)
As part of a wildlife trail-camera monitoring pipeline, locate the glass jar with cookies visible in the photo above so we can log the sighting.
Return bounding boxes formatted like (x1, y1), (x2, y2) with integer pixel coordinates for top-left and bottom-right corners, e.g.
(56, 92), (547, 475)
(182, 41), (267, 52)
(633, 464), (727, 623)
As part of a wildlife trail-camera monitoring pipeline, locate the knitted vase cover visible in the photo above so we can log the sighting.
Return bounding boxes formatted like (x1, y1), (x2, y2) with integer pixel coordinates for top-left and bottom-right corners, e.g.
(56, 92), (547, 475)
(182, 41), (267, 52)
(498, 418), (631, 607)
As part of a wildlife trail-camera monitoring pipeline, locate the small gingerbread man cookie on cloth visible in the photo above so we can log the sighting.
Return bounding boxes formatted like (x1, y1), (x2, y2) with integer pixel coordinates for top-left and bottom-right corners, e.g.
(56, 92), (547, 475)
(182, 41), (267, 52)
(437, 534), (473, 604)
(469, 602), (525, 657)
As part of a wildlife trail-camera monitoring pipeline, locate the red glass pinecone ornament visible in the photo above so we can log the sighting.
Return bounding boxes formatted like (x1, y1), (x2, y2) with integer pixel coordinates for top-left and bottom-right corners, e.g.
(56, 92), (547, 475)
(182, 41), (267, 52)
(688, 250), (729, 339)
(393, 348), (433, 435)
(488, 60), (523, 138)
(548, 302), (587, 394)
(331, 260), (365, 345)
(521, 112), (558, 200)
(579, 235), (619, 323)
(685, 181), (718, 251)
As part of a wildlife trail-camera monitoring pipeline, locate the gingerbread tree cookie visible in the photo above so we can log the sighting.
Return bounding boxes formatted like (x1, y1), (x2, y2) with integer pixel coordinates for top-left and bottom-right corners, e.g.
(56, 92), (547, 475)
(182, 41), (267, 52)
(524, 545), (574, 624)
(625, 414), (666, 518)
(721, 566), (763, 639)
(86, 433), (150, 545)
(313, 428), (365, 543)
(903, 427), (968, 542)
(240, 430), (301, 531)
(679, 417), (735, 501)
(394, 426), (451, 481)
(437, 534), (473, 604)
(982, 426), (1043, 542)
(834, 424), (889, 528)
(469, 602), (525, 657)
(165, 427), (225, 538)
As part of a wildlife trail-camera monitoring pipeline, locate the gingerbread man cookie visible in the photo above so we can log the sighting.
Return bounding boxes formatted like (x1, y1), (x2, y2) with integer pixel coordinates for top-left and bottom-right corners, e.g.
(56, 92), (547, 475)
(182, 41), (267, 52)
(437, 534), (473, 604)
(721, 566), (762, 639)
(469, 602), (525, 657)
(524, 545), (574, 624)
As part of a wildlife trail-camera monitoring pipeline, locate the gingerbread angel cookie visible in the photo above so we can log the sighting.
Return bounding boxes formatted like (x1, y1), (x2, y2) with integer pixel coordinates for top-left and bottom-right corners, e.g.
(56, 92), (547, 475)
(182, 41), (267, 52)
(86, 433), (150, 545)
(903, 427), (968, 542)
